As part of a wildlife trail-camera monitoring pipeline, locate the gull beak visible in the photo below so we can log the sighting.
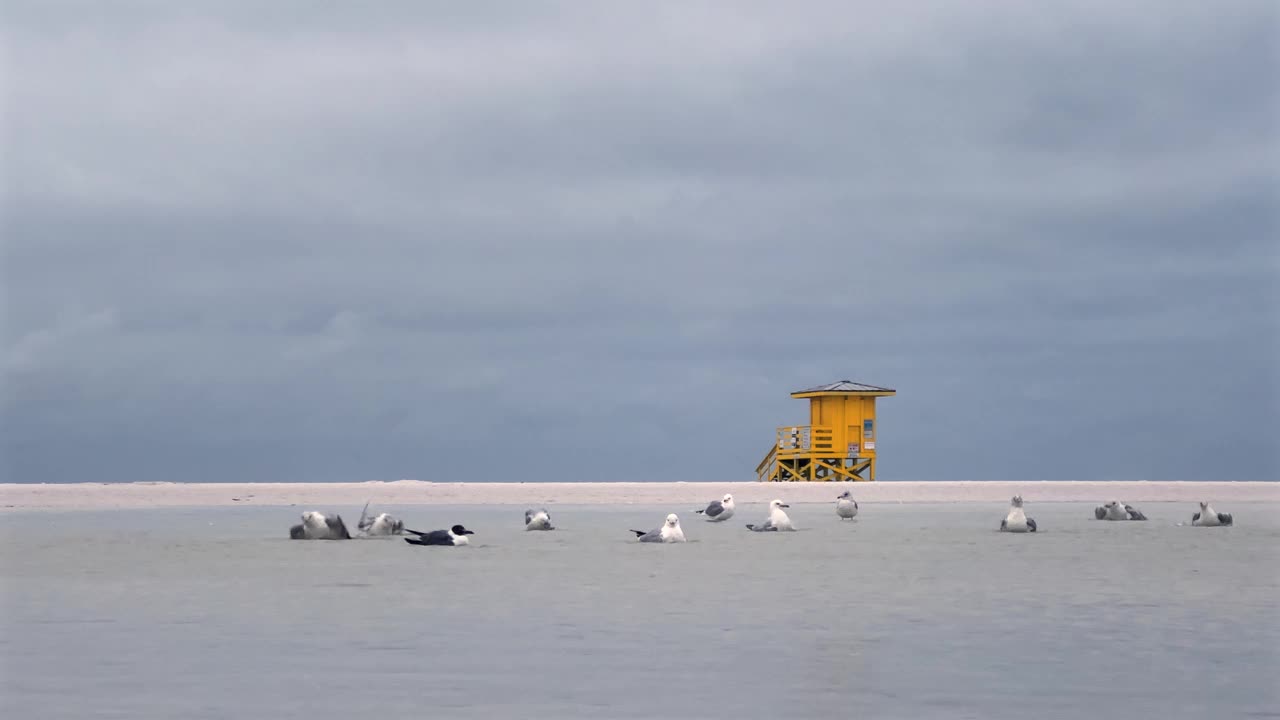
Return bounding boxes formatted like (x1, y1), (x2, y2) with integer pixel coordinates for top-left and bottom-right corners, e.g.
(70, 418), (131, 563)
(779, 504), (790, 508)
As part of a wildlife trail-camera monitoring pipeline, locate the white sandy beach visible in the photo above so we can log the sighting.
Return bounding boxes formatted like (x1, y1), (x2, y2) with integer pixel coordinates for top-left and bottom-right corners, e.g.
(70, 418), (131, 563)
(1, 480), (1276, 511)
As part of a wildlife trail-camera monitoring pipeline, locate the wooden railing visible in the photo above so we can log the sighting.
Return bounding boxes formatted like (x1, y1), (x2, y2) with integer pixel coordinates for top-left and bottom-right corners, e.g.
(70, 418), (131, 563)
(756, 443), (778, 481)
(760, 425), (877, 481)
(775, 425), (836, 457)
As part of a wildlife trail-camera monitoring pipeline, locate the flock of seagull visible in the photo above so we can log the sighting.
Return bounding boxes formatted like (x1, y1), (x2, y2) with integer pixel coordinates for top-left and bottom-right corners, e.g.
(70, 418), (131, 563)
(286, 493), (1237, 545)
(996, 495), (1234, 533)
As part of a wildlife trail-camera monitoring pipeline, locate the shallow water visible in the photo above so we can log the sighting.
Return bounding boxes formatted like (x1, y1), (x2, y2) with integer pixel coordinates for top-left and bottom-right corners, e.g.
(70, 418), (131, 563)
(2, 502), (1278, 719)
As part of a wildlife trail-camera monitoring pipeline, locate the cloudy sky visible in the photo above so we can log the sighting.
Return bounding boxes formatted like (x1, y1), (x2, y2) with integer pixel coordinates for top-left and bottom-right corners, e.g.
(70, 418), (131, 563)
(2, 1), (1276, 483)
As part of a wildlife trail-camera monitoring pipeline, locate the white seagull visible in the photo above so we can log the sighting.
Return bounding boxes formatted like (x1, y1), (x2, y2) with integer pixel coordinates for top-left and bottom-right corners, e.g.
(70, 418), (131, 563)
(1191, 501), (1233, 527)
(1093, 500), (1146, 521)
(999, 495), (1037, 533)
(525, 508), (554, 531)
(836, 490), (859, 520)
(747, 499), (795, 532)
(695, 494), (735, 522)
(631, 514), (686, 543)
(357, 502), (405, 536)
(289, 511), (351, 540)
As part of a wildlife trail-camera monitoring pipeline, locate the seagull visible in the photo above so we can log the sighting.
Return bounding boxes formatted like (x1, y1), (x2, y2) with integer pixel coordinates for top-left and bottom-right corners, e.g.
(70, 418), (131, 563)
(525, 508), (554, 531)
(694, 494), (735, 522)
(1191, 501), (1233, 527)
(289, 511), (351, 540)
(746, 499), (794, 532)
(999, 495), (1037, 533)
(836, 490), (859, 520)
(631, 514), (686, 543)
(357, 501), (405, 536)
(404, 524), (475, 546)
(1093, 500), (1146, 521)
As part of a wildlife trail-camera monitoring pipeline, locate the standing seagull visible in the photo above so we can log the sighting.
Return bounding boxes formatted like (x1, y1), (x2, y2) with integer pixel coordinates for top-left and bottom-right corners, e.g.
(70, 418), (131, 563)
(695, 494), (735, 522)
(747, 499), (795, 532)
(631, 514), (686, 543)
(357, 502), (405, 536)
(289, 511), (351, 540)
(999, 496), (1037, 533)
(404, 524), (475, 546)
(1093, 500), (1146, 521)
(836, 490), (859, 520)
(1191, 502), (1233, 527)
(525, 508), (554, 531)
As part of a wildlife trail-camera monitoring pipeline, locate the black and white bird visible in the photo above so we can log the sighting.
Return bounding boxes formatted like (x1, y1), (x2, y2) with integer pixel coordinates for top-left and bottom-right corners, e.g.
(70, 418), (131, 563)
(746, 499), (794, 532)
(1093, 500), (1146, 521)
(525, 508), (554, 531)
(694, 493), (735, 522)
(1191, 501), (1233, 527)
(631, 514), (686, 543)
(836, 490), (859, 520)
(357, 502), (405, 536)
(404, 524), (475, 546)
(289, 511), (351, 540)
(999, 495), (1037, 533)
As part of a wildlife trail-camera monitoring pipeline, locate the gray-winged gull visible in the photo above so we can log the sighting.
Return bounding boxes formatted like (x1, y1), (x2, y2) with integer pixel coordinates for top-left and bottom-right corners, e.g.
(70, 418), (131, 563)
(289, 511), (352, 540)
(1191, 501), (1233, 527)
(746, 499), (795, 532)
(1093, 500), (1146, 521)
(999, 495), (1037, 533)
(404, 524), (475, 546)
(836, 490), (858, 520)
(357, 502), (405, 536)
(695, 494), (735, 522)
(631, 514), (686, 543)
(525, 508), (554, 531)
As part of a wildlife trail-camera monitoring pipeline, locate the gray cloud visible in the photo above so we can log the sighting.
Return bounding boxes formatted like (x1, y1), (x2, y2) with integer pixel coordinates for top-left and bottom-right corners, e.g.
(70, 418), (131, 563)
(2, 1), (1277, 482)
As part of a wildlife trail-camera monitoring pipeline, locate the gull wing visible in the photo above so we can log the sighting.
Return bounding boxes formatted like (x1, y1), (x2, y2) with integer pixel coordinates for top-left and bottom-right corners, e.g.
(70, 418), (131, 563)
(326, 514), (351, 540)
(632, 527), (663, 543)
(405, 529), (453, 546)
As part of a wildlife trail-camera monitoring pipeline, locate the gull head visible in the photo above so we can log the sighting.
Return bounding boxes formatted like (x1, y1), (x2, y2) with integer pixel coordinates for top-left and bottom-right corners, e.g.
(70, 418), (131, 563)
(301, 511), (325, 524)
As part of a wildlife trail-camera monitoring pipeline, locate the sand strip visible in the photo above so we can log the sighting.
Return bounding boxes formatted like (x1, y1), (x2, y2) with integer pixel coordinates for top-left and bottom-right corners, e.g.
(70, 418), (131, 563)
(1, 480), (1276, 511)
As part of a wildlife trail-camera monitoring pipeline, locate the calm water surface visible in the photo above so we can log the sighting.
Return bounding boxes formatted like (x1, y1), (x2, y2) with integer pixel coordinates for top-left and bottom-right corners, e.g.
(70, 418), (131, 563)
(2, 502), (1277, 719)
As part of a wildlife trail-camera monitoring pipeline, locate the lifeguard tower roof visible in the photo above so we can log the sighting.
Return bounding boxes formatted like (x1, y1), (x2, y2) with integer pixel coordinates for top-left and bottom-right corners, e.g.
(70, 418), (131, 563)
(791, 380), (896, 397)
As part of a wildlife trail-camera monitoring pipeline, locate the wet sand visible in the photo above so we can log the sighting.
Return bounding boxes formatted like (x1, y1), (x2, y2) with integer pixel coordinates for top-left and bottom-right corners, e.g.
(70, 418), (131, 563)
(3, 502), (1278, 719)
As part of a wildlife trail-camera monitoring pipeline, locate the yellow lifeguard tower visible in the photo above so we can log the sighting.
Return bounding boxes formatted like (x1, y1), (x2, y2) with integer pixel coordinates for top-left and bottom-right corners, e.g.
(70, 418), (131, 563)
(756, 380), (896, 482)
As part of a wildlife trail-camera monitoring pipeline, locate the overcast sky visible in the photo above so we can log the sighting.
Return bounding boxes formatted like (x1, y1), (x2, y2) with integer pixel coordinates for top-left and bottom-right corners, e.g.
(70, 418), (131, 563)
(2, 1), (1276, 483)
